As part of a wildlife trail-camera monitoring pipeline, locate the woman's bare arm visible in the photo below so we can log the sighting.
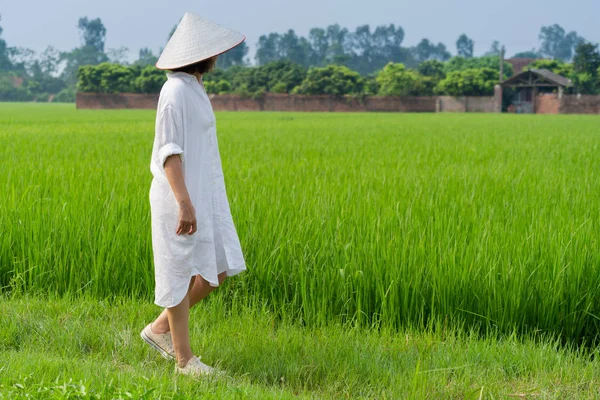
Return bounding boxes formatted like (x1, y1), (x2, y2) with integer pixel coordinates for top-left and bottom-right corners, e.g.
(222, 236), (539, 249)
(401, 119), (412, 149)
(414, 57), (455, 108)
(164, 155), (197, 235)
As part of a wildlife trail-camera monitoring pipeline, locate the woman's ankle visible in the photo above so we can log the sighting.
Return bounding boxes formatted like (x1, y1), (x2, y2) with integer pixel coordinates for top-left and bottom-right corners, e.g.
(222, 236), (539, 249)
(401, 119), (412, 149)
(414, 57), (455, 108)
(151, 321), (170, 335)
(177, 354), (194, 368)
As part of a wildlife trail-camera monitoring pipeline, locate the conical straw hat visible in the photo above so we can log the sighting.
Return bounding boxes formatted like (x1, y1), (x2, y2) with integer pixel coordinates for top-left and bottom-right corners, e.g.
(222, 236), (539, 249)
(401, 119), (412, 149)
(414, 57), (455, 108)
(156, 13), (245, 70)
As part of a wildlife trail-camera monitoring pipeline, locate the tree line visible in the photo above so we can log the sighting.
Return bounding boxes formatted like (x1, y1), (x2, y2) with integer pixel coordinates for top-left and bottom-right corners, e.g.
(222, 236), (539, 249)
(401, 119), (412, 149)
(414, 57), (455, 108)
(0, 13), (598, 102)
(78, 56), (517, 98)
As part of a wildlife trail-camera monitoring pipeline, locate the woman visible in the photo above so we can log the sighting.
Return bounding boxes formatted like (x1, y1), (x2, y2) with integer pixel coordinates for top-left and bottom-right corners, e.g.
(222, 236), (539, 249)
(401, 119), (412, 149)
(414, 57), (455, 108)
(140, 13), (247, 377)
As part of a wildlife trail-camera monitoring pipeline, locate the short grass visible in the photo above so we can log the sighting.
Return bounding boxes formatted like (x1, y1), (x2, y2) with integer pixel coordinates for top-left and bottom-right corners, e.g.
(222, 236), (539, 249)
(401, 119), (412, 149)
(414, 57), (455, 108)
(1, 296), (600, 399)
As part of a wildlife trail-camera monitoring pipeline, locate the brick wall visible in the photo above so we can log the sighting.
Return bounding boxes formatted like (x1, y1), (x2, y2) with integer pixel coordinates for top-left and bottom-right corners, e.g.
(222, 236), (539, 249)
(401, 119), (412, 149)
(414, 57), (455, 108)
(437, 96), (497, 112)
(76, 93), (159, 109)
(536, 94), (560, 114)
(560, 95), (600, 114)
(77, 92), (437, 112)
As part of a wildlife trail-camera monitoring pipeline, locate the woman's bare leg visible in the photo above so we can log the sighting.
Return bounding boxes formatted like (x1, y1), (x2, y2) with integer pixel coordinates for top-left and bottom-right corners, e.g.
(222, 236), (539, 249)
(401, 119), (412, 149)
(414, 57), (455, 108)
(152, 272), (227, 335)
(166, 277), (196, 367)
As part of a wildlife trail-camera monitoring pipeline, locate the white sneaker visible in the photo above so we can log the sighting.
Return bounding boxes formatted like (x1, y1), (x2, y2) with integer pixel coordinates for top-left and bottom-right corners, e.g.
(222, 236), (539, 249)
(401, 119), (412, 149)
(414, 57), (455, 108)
(140, 323), (175, 360)
(175, 355), (221, 377)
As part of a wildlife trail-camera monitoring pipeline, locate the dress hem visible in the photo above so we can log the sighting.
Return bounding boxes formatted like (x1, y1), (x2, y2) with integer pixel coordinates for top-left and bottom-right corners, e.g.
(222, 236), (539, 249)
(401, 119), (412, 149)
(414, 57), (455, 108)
(153, 264), (247, 308)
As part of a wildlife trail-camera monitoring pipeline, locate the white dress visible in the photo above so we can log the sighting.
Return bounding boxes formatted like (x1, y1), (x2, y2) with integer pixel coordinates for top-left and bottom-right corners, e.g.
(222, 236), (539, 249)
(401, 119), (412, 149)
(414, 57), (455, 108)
(149, 71), (246, 308)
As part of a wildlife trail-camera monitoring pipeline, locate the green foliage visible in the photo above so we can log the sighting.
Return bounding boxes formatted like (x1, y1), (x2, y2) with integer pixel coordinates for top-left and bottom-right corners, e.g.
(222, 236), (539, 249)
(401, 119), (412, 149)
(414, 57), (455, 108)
(256, 24), (413, 74)
(4, 106), (600, 344)
(0, 15), (13, 72)
(293, 65), (364, 95)
(363, 75), (380, 95)
(61, 45), (109, 85)
(52, 86), (76, 103)
(528, 59), (573, 77)
(435, 68), (499, 96)
(485, 41), (503, 57)
(412, 39), (451, 63)
(28, 62), (66, 94)
(204, 80), (232, 95)
(216, 41), (249, 69)
(417, 60), (446, 81)
(456, 34), (474, 58)
(77, 62), (135, 93)
(133, 47), (158, 67)
(539, 24), (583, 61)
(133, 65), (165, 94)
(0, 74), (33, 101)
(258, 60), (307, 93)
(217, 61), (307, 96)
(444, 56), (514, 78)
(376, 63), (432, 96)
(271, 82), (287, 93)
(572, 42), (600, 94)
(77, 17), (107, 53)
(512, 50), (541, 59)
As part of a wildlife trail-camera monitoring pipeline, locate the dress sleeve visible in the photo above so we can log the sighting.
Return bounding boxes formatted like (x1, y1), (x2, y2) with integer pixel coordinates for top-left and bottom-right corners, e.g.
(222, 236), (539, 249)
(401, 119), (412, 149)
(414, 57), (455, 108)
(155, 104), (184, 170)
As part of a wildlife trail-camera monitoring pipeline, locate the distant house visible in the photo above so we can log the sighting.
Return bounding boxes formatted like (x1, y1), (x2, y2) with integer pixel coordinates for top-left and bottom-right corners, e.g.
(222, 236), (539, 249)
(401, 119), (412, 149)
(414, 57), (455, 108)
(505, 58), (539, 74)
(501, 69), (571, 114)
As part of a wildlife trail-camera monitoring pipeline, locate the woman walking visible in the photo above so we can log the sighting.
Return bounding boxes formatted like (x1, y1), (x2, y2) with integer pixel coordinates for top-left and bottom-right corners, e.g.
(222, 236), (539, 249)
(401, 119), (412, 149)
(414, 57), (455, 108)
(140, 12), (247, 377)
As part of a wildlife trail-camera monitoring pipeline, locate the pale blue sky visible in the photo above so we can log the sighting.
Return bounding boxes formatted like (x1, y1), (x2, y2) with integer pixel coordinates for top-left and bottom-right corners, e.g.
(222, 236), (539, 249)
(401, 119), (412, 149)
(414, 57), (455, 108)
(2, 0), (598, 63)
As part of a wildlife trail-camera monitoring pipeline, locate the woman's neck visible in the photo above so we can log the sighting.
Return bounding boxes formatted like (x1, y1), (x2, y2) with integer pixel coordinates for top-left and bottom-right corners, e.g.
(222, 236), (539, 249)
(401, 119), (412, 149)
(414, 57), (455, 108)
(192, 72), (203, 83)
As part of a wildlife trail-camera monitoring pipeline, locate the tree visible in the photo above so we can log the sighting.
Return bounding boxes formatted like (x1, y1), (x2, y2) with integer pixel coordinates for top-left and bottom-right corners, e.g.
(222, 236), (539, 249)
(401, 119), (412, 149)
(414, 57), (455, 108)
(346, 24), (410, 74)
(222, 61), (307, 96)
(512, 50), (541, 59)
(308, 28), (328, 66)
(279, 30), (312, 67)
(539, 24), (583, 61)
(78, 17), (107, 53)
(7, 47), (35, 72)
(258, 60), (306, 93)
(134, 65), (166, 93)
(485, 41), (502, 56)
(444, 55), (513, 78)
(38, 46), (61, 75)
(456, 34), (474, 58)
(0, 75), (33, 101)
(0, 14), (13, 71)
(293, 65), (363, 95)
(376, 62), (432, 96)
(256, 33), (282, 65)
(572, 41), (600, 94)
(61, 45), (109, 85)
(27, 47), (65, 95)
(217, 41), (248, 69)
(418, 59), (446, 82)
(413, 39), (451, 63)
(435, 68), (499, 96)
(325, 24), (351, 65)
(134, 48), (158, 67)
(60, 17), (109, 85)
(77, 63), (135, 93)
(107, 47), (129, 65)
(529, 59), (573, 77)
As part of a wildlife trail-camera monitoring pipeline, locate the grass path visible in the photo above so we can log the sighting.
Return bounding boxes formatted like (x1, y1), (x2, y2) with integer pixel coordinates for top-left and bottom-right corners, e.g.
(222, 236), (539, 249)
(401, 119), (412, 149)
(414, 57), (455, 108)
(1, 296), (599, 399)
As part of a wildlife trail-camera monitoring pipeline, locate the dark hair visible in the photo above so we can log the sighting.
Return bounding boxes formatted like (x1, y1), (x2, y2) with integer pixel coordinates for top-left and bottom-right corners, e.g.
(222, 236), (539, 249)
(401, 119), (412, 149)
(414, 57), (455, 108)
(171, 56), (218, 75)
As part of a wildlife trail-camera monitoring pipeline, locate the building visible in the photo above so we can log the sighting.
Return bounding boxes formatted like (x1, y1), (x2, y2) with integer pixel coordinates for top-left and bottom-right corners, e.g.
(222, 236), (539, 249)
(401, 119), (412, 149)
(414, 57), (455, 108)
(501, 69), (572, 114)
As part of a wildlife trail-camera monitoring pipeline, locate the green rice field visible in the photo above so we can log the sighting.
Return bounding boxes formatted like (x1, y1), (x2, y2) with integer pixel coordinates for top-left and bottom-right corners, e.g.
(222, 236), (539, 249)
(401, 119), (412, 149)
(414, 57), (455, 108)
(1, 103), (600, 398)
(2, 103), (600, 340)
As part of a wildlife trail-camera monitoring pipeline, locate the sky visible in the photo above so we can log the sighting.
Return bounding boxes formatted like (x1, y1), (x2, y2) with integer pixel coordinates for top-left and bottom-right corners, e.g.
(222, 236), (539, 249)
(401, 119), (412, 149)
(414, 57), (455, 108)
(1, 0), (599, 63)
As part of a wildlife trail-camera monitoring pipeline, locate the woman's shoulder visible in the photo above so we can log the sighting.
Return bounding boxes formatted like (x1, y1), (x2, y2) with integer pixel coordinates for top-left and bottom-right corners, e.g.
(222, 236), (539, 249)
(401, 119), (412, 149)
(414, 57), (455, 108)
(158, 79), (191, 112)
(160, 77), (189, 98)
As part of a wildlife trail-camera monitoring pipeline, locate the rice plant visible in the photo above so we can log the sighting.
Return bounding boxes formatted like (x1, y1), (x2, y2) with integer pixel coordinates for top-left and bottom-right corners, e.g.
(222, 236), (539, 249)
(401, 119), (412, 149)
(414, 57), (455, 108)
(1, 103), (600, 342)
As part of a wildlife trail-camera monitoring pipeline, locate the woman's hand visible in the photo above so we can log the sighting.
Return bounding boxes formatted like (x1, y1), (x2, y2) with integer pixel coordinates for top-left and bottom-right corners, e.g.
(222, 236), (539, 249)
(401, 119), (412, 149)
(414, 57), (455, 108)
(176, 200), (197, 235)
